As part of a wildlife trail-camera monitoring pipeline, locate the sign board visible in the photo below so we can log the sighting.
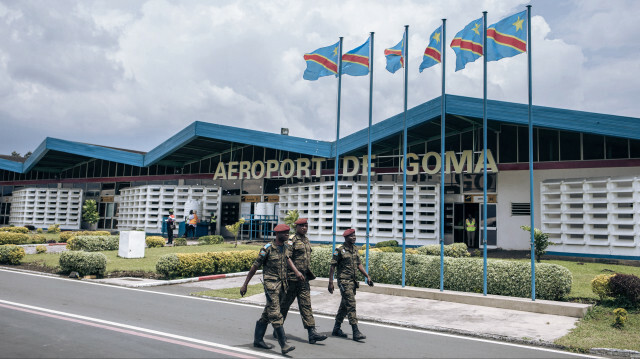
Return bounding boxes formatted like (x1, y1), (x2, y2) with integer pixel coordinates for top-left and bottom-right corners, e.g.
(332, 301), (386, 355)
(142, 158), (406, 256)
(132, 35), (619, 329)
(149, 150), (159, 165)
(241, 195), (261, 203)
(100, 196), (114, 203)
(264, 195), (280, 203)
(465, 194), (497, 203)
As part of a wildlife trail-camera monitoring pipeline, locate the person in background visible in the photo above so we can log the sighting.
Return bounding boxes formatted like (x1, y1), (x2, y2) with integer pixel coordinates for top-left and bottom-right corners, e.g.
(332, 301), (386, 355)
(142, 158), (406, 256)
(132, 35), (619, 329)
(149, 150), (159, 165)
(184, 210), (194, 238)
(209, 212), (217, 235)
(190, 210), (199, 239)
(167, 209), (176, 245)
(466, 213), (476, 248)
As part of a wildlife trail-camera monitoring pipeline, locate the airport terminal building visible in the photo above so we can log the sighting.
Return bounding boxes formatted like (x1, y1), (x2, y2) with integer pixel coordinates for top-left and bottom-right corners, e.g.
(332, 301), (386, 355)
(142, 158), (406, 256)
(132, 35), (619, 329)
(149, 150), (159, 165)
(1, 95), (639, 260)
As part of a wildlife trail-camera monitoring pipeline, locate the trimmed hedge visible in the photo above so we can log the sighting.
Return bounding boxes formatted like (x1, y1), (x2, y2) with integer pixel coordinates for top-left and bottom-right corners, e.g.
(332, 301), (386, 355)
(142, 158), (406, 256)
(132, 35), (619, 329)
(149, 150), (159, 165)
(47, 224), (60, 234)
(374, 240), (398, 248)
(0, 226), (29, 233)
(198, 235), (224, 245)
(36, 245), (47, 254)
(173, 237), (187, 246)
(0, 245), (26, 264)
(309, 247), (572, 300)
(0, 232), (29, 245)
(416, 243), (471, 258)
(146, 236), (165, 248)
(60, 230), (111, 242)
(67, 235), (119, 251)
(609, 273), (640, 306)
(59, 251), (107, 276)
(156, 250), (256, 278)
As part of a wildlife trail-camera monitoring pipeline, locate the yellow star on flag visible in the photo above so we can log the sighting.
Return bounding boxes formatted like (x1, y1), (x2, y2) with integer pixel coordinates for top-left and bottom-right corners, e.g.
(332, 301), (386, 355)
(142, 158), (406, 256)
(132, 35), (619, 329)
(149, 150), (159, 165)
(433, 32), (441, 44)
(512, 16), (524, 31)
(472, 23), (480, 35)
(333, 46), (338, 56)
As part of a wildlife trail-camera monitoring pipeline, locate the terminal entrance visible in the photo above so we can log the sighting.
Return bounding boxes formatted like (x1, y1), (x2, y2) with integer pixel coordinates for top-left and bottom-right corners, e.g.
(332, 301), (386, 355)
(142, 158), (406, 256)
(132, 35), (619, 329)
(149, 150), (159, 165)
(450, 199), (497, 248)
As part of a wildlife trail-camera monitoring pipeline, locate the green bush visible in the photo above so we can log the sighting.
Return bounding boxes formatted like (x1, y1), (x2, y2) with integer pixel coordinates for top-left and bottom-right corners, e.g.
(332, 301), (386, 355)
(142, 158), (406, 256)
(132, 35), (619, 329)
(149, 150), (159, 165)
(374, 240), (398, 248)
(67, 235), (119, 252)
(609, 273), (640, 306)
(416, 242), (471, 258)
(47, 224), (61, 234)
(198, 235), (224, 245)
(36, 228), (44, 234)
(60, 230), (111, 243)
(310, 248), (572, 300)
(173, 237), (187, 246)
(35, 245), (47, 254)
(0, 245), (26, 264)
(27, 234), (46, 244)
(520, 225), (552, 262)
(156, 250), (256, 278)
(613, 308), (628, 328)
(59, 251), (107, 276)
(591, 274), (615, 300)
(146, 236), (165, 248)
(0, 226), (29, 233)
(0, 232), (30, 245)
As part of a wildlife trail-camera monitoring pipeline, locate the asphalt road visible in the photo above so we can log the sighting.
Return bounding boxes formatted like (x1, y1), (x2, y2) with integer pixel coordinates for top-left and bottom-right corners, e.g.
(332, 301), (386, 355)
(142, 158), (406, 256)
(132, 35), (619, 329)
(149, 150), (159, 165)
(0, 269), (597, 359)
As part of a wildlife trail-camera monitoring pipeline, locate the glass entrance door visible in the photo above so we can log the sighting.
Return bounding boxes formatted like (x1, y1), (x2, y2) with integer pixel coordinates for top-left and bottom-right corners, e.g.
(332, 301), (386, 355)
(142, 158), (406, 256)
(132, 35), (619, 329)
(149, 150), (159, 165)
(479, 203), (497, 246)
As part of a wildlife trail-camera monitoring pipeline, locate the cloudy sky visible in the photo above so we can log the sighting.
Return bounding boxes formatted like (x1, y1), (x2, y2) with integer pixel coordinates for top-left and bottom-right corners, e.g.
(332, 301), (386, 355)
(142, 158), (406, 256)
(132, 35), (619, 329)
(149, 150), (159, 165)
(0, 0), (638, 156)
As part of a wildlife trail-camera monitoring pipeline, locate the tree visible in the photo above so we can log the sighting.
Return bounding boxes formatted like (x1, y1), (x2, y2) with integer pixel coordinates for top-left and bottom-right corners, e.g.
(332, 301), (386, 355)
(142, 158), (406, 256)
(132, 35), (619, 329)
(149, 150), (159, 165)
(82, 200), (100, 225)
(520, 226), (552, 262)
(10, 151), (20, 158)
(225, 218), (245, 248)
(24, 151), (32, 159)
(283, 209), (299, 234)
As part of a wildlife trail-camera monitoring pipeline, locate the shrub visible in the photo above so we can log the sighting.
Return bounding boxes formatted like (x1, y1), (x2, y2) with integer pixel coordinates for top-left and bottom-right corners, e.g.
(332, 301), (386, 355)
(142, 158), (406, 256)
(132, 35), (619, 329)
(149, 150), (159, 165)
(416, 243), (470, 258)
(35, 245), (47, 254)
(60, 230), (111, 243)
(47, 224), (61, 233)
(609, 273), (640, 306)
(198, 235), (224, 245)
(82, 200), (100, 225)
(613, 308), (628, 328)
(520, 225), (552, 262)
(67, 235), (119, 252)
(173, 237), (187, 246)
(156, 250), (257, 278)
(36, 228), (44, 234)
(374, 240), (398, 248)
(0, 245), (26, 264)
(310, 248), (572, 300)
(27, 234), (47, 244)
(0, 226), (29, 233)
(146, 236), (165, 248)
(59, 251), (107, 276)
(591, 274), (615, 300)
(0, 232), (29, 245)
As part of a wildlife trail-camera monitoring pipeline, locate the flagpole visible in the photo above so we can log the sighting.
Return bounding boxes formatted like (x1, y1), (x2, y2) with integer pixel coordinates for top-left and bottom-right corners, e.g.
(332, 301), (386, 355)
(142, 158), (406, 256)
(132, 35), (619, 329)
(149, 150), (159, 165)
(527, 5), (536, 301)
(440, 19), (446, 292)
(482, 11), (488, 296)
(332, 37), (343, 254)
(366, 32), (375, 276)
(401, 25), (409, 288)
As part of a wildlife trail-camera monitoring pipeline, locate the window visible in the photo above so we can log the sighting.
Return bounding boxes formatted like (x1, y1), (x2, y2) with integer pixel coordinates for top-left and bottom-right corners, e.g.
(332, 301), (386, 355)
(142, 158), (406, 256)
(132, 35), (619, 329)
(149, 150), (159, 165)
(538, 129), (559, 162)
(518, 127), (537, 163)
(499, 125), (517, 163)
(559, 131), (581, 161)
(605, 136), (628, 159)
(631, 139), (640, 158)
(583, 134), (604, 160)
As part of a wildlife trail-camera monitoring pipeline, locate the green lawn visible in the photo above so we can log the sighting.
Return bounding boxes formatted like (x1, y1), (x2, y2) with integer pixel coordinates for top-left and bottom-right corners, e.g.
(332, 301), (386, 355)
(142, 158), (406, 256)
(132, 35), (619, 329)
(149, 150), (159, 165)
(22, 243), (260, 274)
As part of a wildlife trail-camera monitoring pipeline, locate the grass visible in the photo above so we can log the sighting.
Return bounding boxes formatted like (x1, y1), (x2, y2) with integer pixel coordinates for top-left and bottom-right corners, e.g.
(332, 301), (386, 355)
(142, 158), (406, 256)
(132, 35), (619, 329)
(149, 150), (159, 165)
(21, 243), (260, 274)
(555, 305), (640, 352)
(192, 284), (264, 300)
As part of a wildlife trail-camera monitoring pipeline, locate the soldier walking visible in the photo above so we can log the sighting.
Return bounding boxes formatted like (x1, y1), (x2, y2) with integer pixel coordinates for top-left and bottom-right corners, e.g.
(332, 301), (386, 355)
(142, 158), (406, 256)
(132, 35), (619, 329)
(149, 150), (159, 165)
(328, 228), (374, 341)
(278, 218), (327, 344)
(240, 224), (303, 355)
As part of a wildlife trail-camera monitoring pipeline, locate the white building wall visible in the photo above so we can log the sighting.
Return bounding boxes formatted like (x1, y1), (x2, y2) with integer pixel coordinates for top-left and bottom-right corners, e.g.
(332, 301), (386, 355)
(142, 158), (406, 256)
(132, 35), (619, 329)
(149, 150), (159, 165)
(117, 185), (221, 233)
(9, 188), (83, 230)
(497, 165), (640, 251)
(279, 181), (439, 246)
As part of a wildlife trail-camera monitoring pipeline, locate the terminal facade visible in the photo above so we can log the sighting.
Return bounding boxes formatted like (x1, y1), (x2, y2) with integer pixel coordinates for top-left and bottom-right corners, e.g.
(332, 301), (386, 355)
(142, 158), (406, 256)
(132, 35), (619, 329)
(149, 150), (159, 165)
(1, 95), (639, 260)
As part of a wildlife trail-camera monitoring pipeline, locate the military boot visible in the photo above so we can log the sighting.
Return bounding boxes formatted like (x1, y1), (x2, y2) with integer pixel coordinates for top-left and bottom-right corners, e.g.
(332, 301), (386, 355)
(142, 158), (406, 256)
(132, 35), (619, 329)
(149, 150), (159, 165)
(253, 320), (273, 349)
(307, 327), (327, 344)
(351, 324), (366, 341)
(274, 326), (295, 354)
(332, 322), (348, 338)
(272, 328), (287, 342)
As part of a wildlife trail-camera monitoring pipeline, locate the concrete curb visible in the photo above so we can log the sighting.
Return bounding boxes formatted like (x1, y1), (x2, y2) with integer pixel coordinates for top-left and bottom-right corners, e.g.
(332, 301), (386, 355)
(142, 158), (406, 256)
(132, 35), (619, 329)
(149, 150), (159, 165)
(90, 270), (263, 288)
(308, 278), (591, 318)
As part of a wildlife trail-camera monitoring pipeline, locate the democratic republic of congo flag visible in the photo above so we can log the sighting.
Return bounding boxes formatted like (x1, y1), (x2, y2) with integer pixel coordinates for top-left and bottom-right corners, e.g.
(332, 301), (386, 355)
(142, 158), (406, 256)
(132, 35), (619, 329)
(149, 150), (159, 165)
(303, 41), (340, 81)
(486, 10), (527, 62)
(342, 38), (370, 76)
(419, 25), (443, 72)
(450, 17), (483, 71)
(384, 33), (405, 74)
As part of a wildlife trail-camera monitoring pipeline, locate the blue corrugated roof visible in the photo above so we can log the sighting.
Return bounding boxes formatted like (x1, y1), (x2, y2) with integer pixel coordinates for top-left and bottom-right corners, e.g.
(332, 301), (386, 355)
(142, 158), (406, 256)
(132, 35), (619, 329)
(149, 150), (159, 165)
(1, 95), (638, 174)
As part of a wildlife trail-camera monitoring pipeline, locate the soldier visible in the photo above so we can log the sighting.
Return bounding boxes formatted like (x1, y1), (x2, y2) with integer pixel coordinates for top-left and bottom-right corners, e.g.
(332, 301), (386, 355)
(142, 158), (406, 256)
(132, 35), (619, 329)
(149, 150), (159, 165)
(240, 223), (302, 355)
(278, 218), (327, 344)
(328, 228), (374, 341)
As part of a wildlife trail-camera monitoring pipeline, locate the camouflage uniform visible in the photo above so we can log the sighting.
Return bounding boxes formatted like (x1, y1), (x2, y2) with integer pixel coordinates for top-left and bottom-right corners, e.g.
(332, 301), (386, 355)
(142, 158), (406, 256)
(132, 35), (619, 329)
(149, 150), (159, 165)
(331, 243), (361, 325)
(280, 233), (316, 328)
(254, 241), (290, 328)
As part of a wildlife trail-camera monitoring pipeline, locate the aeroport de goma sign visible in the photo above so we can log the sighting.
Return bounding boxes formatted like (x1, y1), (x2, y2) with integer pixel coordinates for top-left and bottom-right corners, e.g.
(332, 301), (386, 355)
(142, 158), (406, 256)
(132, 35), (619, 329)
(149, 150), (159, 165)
(212, 150), (498, 180)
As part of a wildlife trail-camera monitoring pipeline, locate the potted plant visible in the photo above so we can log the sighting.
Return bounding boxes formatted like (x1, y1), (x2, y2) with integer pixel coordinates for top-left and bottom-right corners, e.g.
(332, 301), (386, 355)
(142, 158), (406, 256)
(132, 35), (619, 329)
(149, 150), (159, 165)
(82, 199), (100, 231)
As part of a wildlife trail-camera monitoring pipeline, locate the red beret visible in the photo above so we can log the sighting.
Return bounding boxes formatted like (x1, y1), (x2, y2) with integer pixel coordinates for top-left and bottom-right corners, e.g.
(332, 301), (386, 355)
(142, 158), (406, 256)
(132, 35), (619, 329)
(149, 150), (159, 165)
(343, 228), (355, 237)
(294, 218), (308, 225)
(274, 224), (290, 232)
